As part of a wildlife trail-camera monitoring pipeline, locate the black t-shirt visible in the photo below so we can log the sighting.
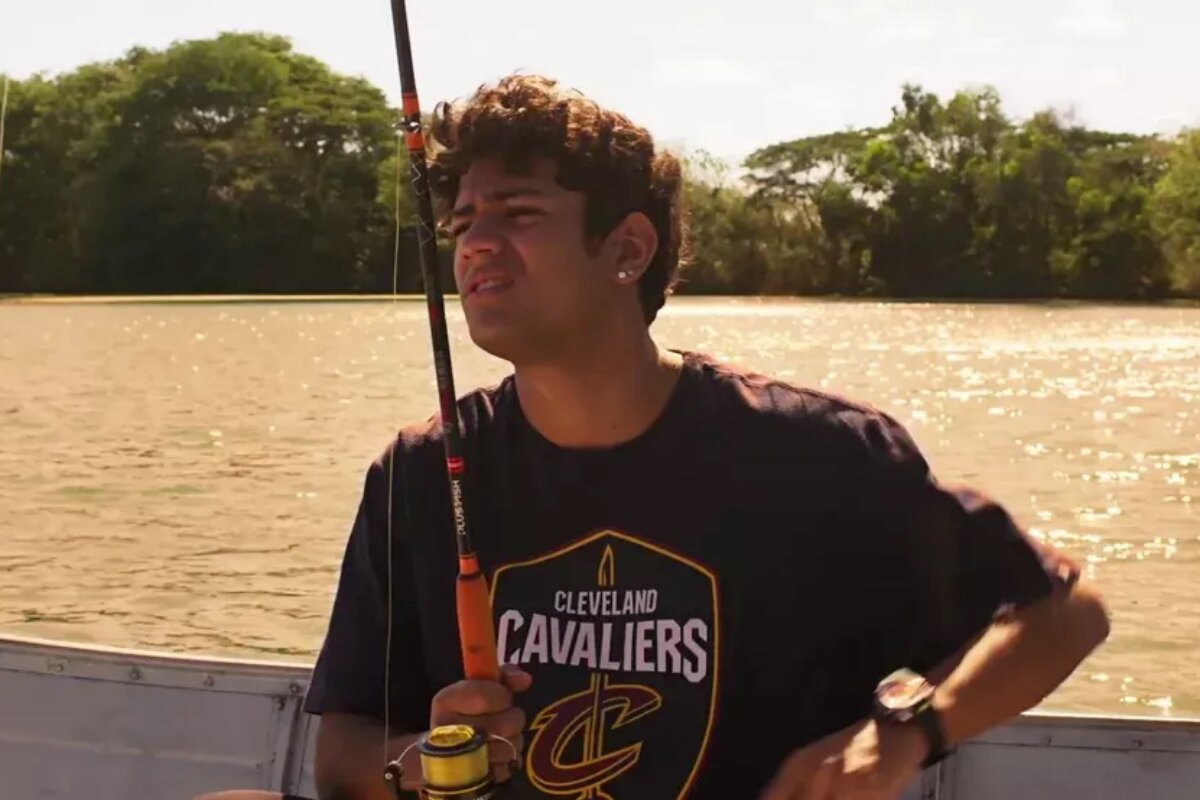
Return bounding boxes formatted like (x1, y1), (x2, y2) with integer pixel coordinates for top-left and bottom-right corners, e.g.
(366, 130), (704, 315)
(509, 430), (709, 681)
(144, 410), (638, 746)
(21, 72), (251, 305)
(304, 351), (1071, 797)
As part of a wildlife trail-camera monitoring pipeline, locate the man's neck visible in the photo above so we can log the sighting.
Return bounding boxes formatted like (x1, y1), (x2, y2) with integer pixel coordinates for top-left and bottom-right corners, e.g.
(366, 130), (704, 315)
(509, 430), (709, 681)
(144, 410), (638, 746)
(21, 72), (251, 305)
(513, 328), (684, 449)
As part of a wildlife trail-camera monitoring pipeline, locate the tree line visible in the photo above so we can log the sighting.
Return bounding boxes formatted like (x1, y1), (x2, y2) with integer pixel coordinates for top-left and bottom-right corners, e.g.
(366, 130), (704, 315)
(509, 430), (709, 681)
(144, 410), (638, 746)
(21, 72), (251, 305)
(2, 33), (1198, 299)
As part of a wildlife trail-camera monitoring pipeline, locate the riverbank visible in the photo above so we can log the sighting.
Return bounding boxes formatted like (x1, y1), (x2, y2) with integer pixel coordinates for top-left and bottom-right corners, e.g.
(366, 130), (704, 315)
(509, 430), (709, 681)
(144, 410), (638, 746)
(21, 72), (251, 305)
(0, 293), (431, 305)
(4, 292), (1199, 309)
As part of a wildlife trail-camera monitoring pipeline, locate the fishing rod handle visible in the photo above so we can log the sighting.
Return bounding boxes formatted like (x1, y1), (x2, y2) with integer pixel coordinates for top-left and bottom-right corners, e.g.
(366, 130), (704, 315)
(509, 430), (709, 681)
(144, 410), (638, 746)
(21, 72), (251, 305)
(458, 554), (500, 681)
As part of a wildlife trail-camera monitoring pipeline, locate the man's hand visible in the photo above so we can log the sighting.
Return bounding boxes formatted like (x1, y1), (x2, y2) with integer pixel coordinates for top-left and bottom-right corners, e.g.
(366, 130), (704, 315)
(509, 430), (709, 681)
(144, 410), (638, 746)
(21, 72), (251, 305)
(396, 664), (532, 790)
(758, 718), (928, 800)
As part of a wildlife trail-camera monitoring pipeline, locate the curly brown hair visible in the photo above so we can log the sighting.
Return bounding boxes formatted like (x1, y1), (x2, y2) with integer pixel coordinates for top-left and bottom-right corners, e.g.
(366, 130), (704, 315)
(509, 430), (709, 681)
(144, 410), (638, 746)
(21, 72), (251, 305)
(427, 74), (687, 324)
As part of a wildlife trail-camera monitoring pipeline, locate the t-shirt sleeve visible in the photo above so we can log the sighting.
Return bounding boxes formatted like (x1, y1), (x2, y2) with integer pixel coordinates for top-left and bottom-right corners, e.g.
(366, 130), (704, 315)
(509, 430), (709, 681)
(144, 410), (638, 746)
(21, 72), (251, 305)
(303, 446), (432, 734)
(837, 405), (1080, 676)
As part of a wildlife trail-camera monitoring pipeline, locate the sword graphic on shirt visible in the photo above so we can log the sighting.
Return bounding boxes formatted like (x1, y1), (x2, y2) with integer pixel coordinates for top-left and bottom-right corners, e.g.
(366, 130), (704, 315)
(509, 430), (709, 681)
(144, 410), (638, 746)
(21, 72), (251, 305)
(521, 546), (662, 798)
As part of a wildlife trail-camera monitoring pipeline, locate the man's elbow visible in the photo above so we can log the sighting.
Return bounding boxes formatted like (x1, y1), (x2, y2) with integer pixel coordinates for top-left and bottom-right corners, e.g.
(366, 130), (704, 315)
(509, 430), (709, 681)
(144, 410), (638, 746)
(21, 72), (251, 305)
(314, 748), (360, 800)
(313, 712), (388, 800)
(1078, 580), (1111, 645)
(1055, 577), (1111, 658)
(313, 775), (358, 800)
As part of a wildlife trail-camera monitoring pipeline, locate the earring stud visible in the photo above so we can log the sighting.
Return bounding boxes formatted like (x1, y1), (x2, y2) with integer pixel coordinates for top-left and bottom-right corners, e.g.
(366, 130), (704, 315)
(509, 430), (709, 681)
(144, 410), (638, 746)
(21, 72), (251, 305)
(618, 271), (632, 279)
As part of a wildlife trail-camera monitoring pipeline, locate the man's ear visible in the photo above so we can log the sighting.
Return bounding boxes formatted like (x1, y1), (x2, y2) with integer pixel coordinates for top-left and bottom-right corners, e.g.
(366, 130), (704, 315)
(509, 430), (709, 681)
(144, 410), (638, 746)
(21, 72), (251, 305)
(609, 211), (658, 284)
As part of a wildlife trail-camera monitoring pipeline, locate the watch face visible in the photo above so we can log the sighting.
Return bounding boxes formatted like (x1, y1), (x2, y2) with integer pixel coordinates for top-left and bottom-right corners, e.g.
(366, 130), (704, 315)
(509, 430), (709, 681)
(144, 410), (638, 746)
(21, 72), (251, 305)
(877, 669), (934, 711)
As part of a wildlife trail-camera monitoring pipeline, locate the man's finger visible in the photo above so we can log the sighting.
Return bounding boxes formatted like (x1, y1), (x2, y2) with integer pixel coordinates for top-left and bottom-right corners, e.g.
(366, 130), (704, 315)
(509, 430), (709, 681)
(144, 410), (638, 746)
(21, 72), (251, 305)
(493, 751), (523, 785)
(758, 749), (819, 800)
(802, 757), (839, 800)
(488, 733), (524, 765)
(430, 706), (527, 741)
(500, 664), (533, 693)
(431, 679), (513, 716)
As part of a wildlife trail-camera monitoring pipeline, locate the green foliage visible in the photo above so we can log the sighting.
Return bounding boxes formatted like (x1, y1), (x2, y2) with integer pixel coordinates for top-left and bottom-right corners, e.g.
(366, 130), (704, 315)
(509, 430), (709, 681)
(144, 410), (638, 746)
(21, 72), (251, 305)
(1149, 130), (1200, 294)
(1, 37), (1197, 300)
(681, 150), (827, 295)
(744, 84), (1191, 299)
(1, 33), (403, 294)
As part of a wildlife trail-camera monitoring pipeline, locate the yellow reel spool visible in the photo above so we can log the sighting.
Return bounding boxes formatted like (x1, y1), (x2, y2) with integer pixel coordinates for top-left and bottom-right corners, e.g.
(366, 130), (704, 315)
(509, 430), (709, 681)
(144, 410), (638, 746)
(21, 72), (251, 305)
(384, 723), (513, 800)
(418, 724), (492, 798)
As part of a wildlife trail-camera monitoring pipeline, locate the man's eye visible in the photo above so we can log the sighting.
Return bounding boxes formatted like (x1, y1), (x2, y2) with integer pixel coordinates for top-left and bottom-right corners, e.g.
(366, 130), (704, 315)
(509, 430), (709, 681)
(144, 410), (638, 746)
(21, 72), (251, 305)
(448, 208), (539, 237)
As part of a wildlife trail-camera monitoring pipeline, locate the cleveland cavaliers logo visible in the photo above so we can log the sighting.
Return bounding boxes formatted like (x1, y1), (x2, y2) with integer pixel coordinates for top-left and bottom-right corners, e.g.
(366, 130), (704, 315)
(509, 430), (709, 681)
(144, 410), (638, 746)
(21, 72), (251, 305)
(526, 675), (662, 796)
(490, 530), (719, 799)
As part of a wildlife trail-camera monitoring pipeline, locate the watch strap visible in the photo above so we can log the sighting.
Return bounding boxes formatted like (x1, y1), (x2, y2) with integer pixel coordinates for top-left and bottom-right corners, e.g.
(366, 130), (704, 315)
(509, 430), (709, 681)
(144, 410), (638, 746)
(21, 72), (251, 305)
(913, 700), (952, 768)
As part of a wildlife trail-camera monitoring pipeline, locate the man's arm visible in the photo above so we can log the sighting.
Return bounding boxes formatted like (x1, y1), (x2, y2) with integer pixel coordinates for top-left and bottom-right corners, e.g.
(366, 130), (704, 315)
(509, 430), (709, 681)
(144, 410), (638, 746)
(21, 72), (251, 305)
(314, 713), (422, 800)
(760, 407), (1110, 798)
(304, 449), (432, 799)
(930, 574), (1109, 749)
(759, 576), (1108, 800)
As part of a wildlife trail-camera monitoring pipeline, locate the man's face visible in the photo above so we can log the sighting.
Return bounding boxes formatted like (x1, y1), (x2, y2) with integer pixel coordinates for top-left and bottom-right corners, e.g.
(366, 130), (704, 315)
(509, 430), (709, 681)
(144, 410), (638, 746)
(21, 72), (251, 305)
(449, 156), (618, 365)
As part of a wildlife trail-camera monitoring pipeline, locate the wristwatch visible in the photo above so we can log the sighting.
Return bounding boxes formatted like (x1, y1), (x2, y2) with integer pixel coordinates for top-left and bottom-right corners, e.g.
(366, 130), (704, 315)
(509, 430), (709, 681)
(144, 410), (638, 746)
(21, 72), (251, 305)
(872, 668), (954, 769)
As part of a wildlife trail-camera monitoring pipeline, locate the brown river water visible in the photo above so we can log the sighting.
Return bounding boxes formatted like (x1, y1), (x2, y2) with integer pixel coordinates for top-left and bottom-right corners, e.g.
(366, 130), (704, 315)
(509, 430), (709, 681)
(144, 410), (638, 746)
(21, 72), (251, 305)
(1, 296), (1197, 718)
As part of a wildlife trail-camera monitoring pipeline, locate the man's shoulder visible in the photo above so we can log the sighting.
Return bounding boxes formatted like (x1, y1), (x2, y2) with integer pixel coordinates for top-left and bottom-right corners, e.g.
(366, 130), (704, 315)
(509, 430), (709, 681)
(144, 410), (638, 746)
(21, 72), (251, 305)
(372, 375), (517, 470)
(686, 350), (881, 418)
(685, 350), (925, 469)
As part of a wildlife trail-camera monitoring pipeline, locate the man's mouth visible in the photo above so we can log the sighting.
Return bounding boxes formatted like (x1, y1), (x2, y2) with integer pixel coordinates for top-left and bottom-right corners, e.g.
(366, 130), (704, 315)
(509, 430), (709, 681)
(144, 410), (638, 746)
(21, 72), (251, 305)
(466, 273), (514, 296)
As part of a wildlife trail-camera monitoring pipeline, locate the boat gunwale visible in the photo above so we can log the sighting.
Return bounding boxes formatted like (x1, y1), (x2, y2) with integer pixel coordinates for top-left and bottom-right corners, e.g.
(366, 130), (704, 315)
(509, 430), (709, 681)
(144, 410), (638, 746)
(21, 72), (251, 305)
(0, 633), (311, 695)
(2, 632), (1198, 729)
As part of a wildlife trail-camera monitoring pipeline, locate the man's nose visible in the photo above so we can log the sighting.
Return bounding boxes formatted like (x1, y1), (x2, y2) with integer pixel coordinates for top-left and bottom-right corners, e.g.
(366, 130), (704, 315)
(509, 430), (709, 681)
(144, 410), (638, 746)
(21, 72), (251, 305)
(457, 215), (503, 260)
(454, 217), (505, 291)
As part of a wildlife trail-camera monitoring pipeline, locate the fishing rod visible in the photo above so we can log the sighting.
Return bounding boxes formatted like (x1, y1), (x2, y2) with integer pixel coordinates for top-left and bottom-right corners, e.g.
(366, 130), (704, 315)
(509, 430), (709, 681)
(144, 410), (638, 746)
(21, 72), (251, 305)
(384, 0), (499, 688)
(382, 1), (510, 798)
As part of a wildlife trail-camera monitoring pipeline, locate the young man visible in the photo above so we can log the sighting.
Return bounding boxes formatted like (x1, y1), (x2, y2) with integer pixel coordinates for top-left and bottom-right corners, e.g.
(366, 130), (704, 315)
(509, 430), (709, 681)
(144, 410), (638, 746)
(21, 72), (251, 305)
(302, 74), (1110, 800)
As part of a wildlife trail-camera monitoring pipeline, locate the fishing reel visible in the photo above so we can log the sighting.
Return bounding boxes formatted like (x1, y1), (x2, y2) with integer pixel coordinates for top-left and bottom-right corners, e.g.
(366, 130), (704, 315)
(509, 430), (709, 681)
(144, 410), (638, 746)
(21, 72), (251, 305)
(383, 724), (519, 800)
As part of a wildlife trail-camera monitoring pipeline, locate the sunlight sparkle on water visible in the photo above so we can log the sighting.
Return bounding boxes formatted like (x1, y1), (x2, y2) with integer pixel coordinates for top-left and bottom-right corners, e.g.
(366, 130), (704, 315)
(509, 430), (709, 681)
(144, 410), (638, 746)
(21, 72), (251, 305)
(3, 298), (1199, 716)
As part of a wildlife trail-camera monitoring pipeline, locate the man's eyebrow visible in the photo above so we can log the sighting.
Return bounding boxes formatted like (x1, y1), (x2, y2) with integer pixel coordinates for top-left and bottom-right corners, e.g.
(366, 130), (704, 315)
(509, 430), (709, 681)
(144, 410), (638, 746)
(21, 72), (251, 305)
(451, 188), (546, 218)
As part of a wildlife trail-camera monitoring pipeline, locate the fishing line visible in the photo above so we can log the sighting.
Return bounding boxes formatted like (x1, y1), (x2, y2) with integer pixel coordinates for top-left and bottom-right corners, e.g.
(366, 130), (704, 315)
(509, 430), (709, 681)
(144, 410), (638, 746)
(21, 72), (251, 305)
(384, 127), (403, 770)
(0, 77), (11, 199)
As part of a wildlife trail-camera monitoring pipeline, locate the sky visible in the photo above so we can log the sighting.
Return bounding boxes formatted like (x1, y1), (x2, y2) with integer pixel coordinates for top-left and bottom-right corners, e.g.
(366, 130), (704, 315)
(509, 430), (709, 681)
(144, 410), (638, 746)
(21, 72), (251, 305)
(4, 0), (1197, 164)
